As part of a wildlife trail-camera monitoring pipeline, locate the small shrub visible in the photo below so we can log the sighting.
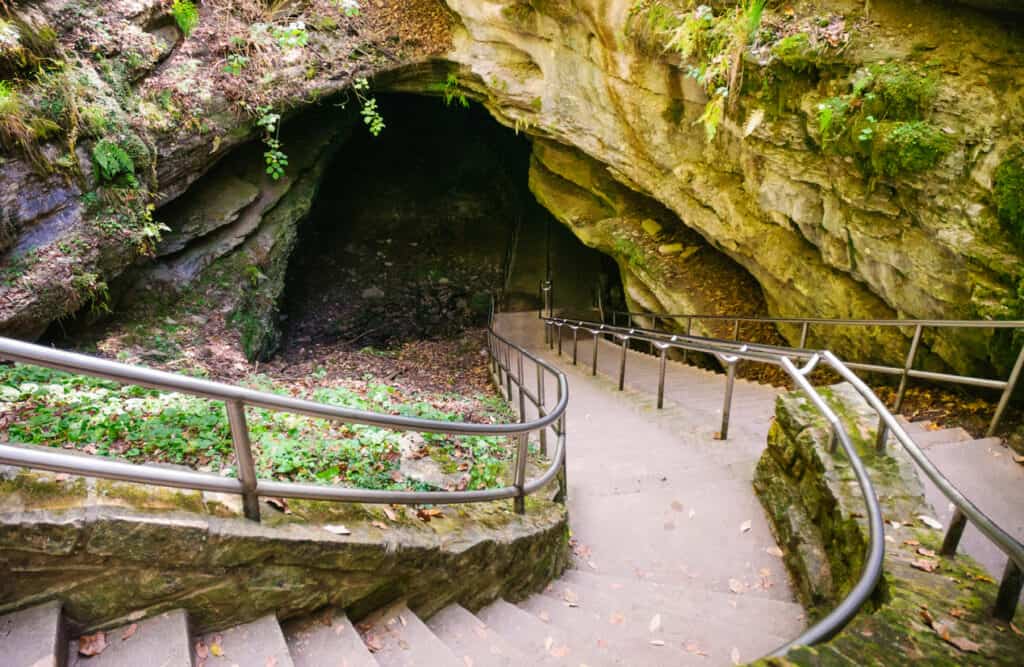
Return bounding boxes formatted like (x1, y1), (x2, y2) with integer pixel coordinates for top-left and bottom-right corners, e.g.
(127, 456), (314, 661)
(92, 139), (137, 186)
(994, 147), (1024, 244)
(870, 121), (952, 177)
(171, 1), (200, 37)
(223, 53), (248, 76)
(272, 21), (309, 50)
(869, 62), (938, 120)
(772, 33), (819, 72)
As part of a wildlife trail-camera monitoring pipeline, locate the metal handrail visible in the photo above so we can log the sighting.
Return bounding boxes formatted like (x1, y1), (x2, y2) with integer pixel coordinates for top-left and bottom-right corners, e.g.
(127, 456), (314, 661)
(608, 308), (1024, 438)
(545, 315), (1024, 652)
(0, 324), (569, 521)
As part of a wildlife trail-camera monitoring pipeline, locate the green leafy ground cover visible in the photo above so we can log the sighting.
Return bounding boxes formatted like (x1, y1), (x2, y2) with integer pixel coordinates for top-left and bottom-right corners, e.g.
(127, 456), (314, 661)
(0, 363), (524, 492)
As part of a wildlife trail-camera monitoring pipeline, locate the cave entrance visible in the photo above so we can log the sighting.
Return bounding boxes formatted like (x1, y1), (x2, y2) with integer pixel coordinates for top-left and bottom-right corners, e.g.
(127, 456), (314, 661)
(282, 94), (609, 351)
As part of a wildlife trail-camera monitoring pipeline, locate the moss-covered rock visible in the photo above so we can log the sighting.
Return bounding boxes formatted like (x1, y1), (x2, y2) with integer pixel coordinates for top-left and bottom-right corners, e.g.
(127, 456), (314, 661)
(754, 384), (1024, 664)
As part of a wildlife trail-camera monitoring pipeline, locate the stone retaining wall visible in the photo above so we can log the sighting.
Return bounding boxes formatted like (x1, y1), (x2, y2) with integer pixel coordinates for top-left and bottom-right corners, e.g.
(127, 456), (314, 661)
(754, 384), (1024, 664)
(0, 460), (568, 634)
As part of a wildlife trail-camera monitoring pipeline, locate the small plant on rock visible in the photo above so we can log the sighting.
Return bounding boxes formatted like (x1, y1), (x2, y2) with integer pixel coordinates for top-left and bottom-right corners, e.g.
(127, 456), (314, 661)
(92, 139), (137, 187)
(171, 0), (199, 38)
(255, 106), (288, 180)
(353, 77), (385, 136)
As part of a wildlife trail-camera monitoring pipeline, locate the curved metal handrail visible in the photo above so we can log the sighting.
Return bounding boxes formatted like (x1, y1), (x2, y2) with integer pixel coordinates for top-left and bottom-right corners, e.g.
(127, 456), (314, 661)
(0, 324), (569, 519)
(545, 315), (1024, 653)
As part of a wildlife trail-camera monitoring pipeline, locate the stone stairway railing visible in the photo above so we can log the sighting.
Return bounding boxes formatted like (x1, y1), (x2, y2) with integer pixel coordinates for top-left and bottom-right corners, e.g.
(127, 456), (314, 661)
(545, 311), (1024, 653)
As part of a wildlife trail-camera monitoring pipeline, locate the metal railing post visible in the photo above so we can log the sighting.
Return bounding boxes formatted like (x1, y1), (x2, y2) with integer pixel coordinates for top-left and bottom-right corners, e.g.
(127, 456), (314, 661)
(517, 351), (527, 422)
(618, 337), (628, 391)
(657, 346), (668, 409)
(799, 321), (810, 349)
(994, 559), (1022, 622)
(226, 400), (261, 522)
(876, 323), (923, 451)
(940, 509), (968, 557)
(513, 431), (529, 514)
(591, 330), (599, 376)
(536, 363), (547, 456)
(572, 327), (579, 366)
(719, 360), (737, 440)
(557, 324), (563, 356)
(682, 317), (692, 364)
(987, 342), (1024, 437)
(733, 319), (740, 341)
(505, 342), (513, 399)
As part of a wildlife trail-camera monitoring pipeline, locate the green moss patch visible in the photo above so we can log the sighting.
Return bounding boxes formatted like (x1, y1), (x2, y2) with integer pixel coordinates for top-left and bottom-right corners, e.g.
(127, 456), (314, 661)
(994, 147), (1024, 245)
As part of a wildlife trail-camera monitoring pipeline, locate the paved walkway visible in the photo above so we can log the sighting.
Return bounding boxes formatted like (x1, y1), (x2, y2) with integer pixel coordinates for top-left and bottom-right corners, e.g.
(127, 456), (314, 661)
(493, 312), (804, 663)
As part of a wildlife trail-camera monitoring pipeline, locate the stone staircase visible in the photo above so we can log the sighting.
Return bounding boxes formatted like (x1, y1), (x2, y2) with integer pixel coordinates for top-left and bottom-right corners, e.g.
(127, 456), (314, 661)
(4, 576), (806, 667)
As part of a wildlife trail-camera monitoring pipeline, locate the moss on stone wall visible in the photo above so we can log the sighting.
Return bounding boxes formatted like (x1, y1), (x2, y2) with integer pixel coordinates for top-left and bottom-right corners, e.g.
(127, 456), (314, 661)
(994, 147), (1024, 246)
(754, 384), (1024, 665)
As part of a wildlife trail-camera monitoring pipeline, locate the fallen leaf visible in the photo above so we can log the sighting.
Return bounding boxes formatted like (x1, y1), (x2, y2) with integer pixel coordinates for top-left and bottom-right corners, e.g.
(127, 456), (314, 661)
(949, 608), (967, 618)
(945, 636), (980, 653)
(383, 506), (398, 521)
(685, 640), (708, 656)
(671, 500), (683, 511)
(210, 643), (223, 657)
(916, 547), (937, 558)
(1013, 454), (1024, 465)
(609, 612), (624, 625)
(739, 520), (752, 534)
(323, 524), (351, 535)
(266, 497), (290, 514)
(861, 629), (874, 638)
(195, 641), (209, 659)
(266, 657), (278, 667)
(78, 632), (108, 657)
(729, 578), (745, 594)
(918, 515), (944, 530)
(731, 647), (741, 664)
(649, 614), (662, 633)
(365, 632), (384, 652)
(1010, 623), (1022, 637)
(121, 623), (138, 641)
(417, 507), (443, 522)
(550, 645), (571, 657)
(903, 539), (920, 547)
(911, 558), (939, 573)
(650, 639), (665, 646)
(371, 521), (388, 530)
(563, 589), (578, 604)
(765, 546), (784, 558)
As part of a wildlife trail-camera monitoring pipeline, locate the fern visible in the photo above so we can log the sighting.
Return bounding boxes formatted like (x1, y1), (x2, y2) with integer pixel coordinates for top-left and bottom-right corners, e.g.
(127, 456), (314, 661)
(171, 0), (199, 37)
(92, 139), (135, 185)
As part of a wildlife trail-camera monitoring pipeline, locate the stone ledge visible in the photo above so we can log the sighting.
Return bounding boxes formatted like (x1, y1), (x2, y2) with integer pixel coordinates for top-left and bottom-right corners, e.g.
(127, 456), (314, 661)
(754, 383), (1024, 665)
(0, 465), (568, 634)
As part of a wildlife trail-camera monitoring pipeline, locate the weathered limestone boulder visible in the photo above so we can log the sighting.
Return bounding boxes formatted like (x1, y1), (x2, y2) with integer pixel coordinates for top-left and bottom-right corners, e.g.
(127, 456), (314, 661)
(0, 462), (568, 634)
(754, 384), (1024, 663)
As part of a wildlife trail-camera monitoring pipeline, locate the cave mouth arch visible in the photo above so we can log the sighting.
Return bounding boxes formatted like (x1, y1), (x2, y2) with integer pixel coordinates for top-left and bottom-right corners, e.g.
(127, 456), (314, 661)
(280, 93), (612, 352)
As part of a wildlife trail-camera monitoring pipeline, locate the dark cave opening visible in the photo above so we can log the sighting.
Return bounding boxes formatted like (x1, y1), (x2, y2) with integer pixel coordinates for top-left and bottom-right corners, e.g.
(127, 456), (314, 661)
(281, 94), (612, 351)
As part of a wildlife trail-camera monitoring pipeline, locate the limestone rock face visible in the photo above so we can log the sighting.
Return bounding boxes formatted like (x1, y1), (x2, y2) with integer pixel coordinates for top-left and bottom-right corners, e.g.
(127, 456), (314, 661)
(0, 0), (1022, 377)
(430, 0), (1024, 374)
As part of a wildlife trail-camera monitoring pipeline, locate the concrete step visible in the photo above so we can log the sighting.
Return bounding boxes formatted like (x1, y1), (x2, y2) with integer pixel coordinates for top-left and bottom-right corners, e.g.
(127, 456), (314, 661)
(426, 604), (530, 667)
(553, 569), (804, 645)
(358, 601), (460, 667)
(197, 614), (294, 667)
(70, 610), (191, 667)
(476, 598), (614, 666)
(567, 480), (792, 601)
(1, 600), (66, 667)
(919, 436), (1024, 595)
(284, 608), (378, 667)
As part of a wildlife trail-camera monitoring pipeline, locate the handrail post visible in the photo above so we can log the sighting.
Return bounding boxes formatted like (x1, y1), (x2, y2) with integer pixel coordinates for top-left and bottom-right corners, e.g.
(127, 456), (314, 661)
(572, 327), (579, 366)
(799, 321), (810, 349)
(994, 559), (1023, 622)
(513, 431), (529, 514)
(733, 319), (740, 341)
(940, 508), (968, 557)
(657, 346), (668, 409)
(719, 360), (737, 440)
(876, 323), (923, 451)
(682, 317), (692, 364)
(618, 337), (628, 391)
(505, 342), (513, 399)
(591, 330), (599, 376)
(536, 363), (547, 456)
(557, 324), (563, 356)
(517, 351), (527, 422)
(987, 340), (1024, 437)
(226, 400), (261, 522)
